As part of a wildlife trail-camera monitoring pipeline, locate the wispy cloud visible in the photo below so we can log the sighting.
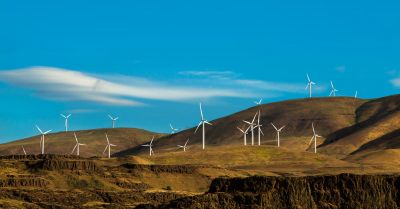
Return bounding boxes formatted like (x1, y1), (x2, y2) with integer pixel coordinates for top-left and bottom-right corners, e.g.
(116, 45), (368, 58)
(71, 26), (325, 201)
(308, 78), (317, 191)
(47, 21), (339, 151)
(0, 67), (313, 106)
(178, 70), (239, 80)
(390, 78), (400, 87)
(0, 67), (251, 106)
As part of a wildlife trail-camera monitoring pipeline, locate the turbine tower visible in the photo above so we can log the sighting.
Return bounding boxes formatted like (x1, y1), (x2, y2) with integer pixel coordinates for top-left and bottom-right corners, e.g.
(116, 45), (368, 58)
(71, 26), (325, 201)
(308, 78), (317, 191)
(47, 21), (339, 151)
(271, 123), (285, 147)
(103, 134), (116, 158)
(329, 81), (338, 97)
(256, 110), (263, 146)
(237, 126), (250, 146)
(36, 125), (52, 154)
(305, 74), (316, 98)
(169, 123), (179, 134)
(177, 138), (190, 152)
(243, 112), (258, 146)
(195, 103), (212, 150)
(309, 122), (322, 153)
(142, 136), (155, 156)
(71, 132), (85, 156)
(108, 115), (119, 128)
(22, 146), (26, 155)
(60, 114), (71, 132)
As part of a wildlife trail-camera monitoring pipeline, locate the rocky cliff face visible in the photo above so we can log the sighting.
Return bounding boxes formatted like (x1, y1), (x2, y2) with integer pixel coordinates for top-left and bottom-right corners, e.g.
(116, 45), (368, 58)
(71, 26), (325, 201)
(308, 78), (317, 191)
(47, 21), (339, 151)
(141, 174), (400, 209)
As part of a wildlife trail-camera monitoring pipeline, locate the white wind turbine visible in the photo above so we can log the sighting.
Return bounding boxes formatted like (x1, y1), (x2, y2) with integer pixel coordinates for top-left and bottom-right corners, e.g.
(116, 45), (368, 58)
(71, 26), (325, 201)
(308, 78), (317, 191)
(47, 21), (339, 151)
(237, 126), (250, 146)
(254, 98), (263, 105)
(170, 123), (179, 134)
(255, 110), (264, 146)
(195, 103), (212, 150)
(22, 146), (26, 155)
(329, 81), (338, 97)
(103, 134), (116, 158)
(108, 115), (119, 128)
(60, 114), (71, 132)
(142, 136), (155, 156)
(355, 91), (358, 99)
(71, 132), (85, 156)
(243, 112), (258, 146)
(305, 74), (316, 98)
(36, 125), (52, 154)
(177, 138), (190, 152)
(309, 122), (322, 153)
(271, 123), (285, 147)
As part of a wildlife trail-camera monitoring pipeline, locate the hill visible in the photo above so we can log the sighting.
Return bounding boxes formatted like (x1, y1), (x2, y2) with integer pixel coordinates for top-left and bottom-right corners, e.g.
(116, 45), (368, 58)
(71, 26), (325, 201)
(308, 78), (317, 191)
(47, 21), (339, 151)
(318, 94), (400, 158)
(116, 97), (365, 156)
(0, 128), (163, 157)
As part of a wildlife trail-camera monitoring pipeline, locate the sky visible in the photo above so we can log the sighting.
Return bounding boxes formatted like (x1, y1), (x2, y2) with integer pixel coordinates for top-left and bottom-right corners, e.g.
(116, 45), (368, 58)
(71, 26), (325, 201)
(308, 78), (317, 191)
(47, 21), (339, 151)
(0, 0), (399, 142)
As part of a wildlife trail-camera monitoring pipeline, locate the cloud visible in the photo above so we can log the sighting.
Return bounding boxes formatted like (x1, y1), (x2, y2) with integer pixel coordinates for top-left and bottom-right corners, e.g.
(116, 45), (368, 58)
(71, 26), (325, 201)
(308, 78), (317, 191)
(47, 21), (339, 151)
(390, 78), (400, 87)
(179, 70), (238, 80)
(0, 67), (250, 106)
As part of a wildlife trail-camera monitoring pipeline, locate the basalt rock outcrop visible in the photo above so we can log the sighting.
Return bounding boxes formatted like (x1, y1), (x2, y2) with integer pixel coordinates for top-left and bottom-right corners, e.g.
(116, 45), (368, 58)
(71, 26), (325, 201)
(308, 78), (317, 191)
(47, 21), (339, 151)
(140, 174), (400, 209)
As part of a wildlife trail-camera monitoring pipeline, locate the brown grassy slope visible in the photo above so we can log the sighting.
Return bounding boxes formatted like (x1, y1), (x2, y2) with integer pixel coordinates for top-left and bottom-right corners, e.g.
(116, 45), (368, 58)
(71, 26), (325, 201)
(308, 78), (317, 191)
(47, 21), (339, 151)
(115, 97), (365, 156)
(319, 94), (400, 158)
(344, 129), (400, 164)
(0, 128), (163, 157)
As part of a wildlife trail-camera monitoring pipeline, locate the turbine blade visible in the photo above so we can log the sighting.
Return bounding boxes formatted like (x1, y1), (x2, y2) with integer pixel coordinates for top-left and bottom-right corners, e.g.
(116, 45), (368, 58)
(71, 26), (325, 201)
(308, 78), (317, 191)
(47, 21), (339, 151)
(205, 121), (212, 125)
(150, 136), (155, 145)
(74, 132), (78, 143)
(44, 130), (52, 134)
(306, 74), (310, 82)
(114, 117), (119, 120)
(105, 134), (110, 144)
(103, 145), (108, 154)
(184, 138), (190, 146)
(199, 103), (204, 120)
(309, 136), (315, 145)
(108, 115), (113, 120)
(237, 127), (244, 133)
(67, 114), (71, 118)
(279, 126), (286, 131)
(71, 144), (77, 154)
(330, 81), (334, 88)
(251, 112), (258, 123)
(312, 122), (315, 134)
(60, 114), (66, 118)
(194, 121), (202, 133)
(36, 125), (43, 134)
(271, 123), (278, 130)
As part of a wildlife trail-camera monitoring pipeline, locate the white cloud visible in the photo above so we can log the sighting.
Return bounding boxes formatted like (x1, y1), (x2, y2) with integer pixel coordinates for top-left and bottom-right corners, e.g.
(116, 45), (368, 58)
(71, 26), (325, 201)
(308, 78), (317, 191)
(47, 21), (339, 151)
(0, 67), (250, 106)
(0, 67), (315, 106)
(390, 78), (400, 87)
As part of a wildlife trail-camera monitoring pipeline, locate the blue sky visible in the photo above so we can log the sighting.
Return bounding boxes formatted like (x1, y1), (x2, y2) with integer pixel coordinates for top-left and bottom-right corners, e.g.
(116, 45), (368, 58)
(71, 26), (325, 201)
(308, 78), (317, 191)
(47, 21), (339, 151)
(0, 0), (399, 142)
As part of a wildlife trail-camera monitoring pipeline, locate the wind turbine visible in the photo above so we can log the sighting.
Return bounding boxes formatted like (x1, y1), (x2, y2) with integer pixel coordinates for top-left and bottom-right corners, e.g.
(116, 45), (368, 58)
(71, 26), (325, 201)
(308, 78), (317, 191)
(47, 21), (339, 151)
(243, 112), (258, 146)
(255, 110), (264, 146)
(329, 81), (338, 97)
(237, 126), (250, 146)
(21, 146), (26, 155)
(169, 123), (179, 134)
(177, 138), (190, 152)
(36, 125), (51, 154)
(60, 114), (71, 132)
(305, 74), (316, 98)
(195, 103), (212, 150)
(103, 134), (116, 158)
(355, 91), (358, 99)
(71, 132), (85, 156)
(254, 98), (263, 105)
(271, 123), (285, 147)
(309, 122), (322, 153)
(142, 136), (155, 156)
(108, 115), (119, 128)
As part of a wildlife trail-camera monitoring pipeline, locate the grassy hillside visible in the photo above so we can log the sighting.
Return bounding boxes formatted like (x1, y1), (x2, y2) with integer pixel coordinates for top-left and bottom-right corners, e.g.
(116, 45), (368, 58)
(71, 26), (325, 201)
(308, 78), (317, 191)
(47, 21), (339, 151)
(319, 94), (400, 158)
(116, 97), (365, 156)
(0, 128), (164, 157)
